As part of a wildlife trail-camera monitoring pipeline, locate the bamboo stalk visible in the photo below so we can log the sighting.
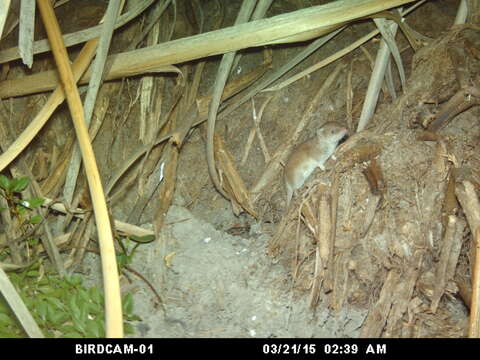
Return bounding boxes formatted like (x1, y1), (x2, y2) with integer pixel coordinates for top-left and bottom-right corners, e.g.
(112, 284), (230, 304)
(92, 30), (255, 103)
(36, 0), (123, 338)
(469, 228), (480, 337)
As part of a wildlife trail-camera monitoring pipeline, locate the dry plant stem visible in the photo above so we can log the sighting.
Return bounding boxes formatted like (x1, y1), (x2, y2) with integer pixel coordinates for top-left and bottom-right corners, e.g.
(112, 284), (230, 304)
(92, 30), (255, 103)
(0, 0), (11, 39)
(360, 194), (381, 238)
(456, 181), (480, 239)
(206, 0), (257, 199)
(71, 215), (95, 270)
(18, 0), (35, 68)
(129, 0), (173, 51)
(373, 16), (405, 89)
(0, 267), (44, 337)
(253, 96), (273, 162)
(0, 38), (98, 172)
(242, 96), (272, 165)
(153, 145), (179, 232)
(214, 134), (258, 218)
(310, 191), (331, 307)
(139, 27), (161, 143)
(42, 198), (153, 237)
(357, 20), (399, 132)
(454, 0), (468, 24)
(36, 0), (122, 338)
(325, 173), (340, 293)
(63, 0), (122, 204)
(318, 192), (331, 269)
(309, 237), (323, 309)
(430, 215), (460, 313)
(231, 0), (274, 72)
(469, 227), (480, 337)
(427, 86), (480, 131)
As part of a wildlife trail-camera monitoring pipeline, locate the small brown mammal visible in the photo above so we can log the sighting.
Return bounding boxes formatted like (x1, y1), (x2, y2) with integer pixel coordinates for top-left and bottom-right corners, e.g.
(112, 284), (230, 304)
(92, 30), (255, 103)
(284, 121), (348, 208)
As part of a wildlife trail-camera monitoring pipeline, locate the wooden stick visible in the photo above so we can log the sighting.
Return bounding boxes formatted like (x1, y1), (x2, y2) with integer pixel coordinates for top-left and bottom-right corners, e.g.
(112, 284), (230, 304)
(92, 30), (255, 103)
(36, 0), (123, 338)
(469, 227), (480, 337)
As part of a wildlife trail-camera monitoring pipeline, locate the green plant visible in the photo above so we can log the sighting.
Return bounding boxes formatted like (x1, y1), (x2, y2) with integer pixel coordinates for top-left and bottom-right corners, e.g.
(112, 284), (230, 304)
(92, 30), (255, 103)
(0, 267), (141, 338)
(0, 175), (44, 227)
(0, 175), (142, 337)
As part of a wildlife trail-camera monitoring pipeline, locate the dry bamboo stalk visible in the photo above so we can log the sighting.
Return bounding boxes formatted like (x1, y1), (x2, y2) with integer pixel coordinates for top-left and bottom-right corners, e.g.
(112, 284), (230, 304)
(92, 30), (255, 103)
(37, 0), (122, 338)
(469, 227), (480, 337)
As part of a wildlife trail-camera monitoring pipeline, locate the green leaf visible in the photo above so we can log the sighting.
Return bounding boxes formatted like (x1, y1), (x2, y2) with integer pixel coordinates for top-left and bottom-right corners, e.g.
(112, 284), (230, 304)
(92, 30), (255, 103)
(77, 288), (90, 304)
(45, 302), (57, 324)
(65, 274), (83, 287)
(95, 317), (105, 337)
(0, 313), (14, 326)
(129, 234), (155, 243)
(89, 287), (103, 305)
(80, 301), (88, 324)
(11, 177), (30, 193)
(126, 314), (142, 322)
(124, 322), (135, 335)
(28, 215), (42, 224)
(36, 301), (48, 322)
(69, 295), (81, 321)
(86, 319), (101, 338)
(26, 270), (39, 277)
(49, 311), (69, 325)
(0, 174), (11, 191)
(116, 253), (129, 267)
(26, 197), (45, 209)
(122, 293), (133, 314)
(73, 316), (87, 336)
(48, 298), (65, 311)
